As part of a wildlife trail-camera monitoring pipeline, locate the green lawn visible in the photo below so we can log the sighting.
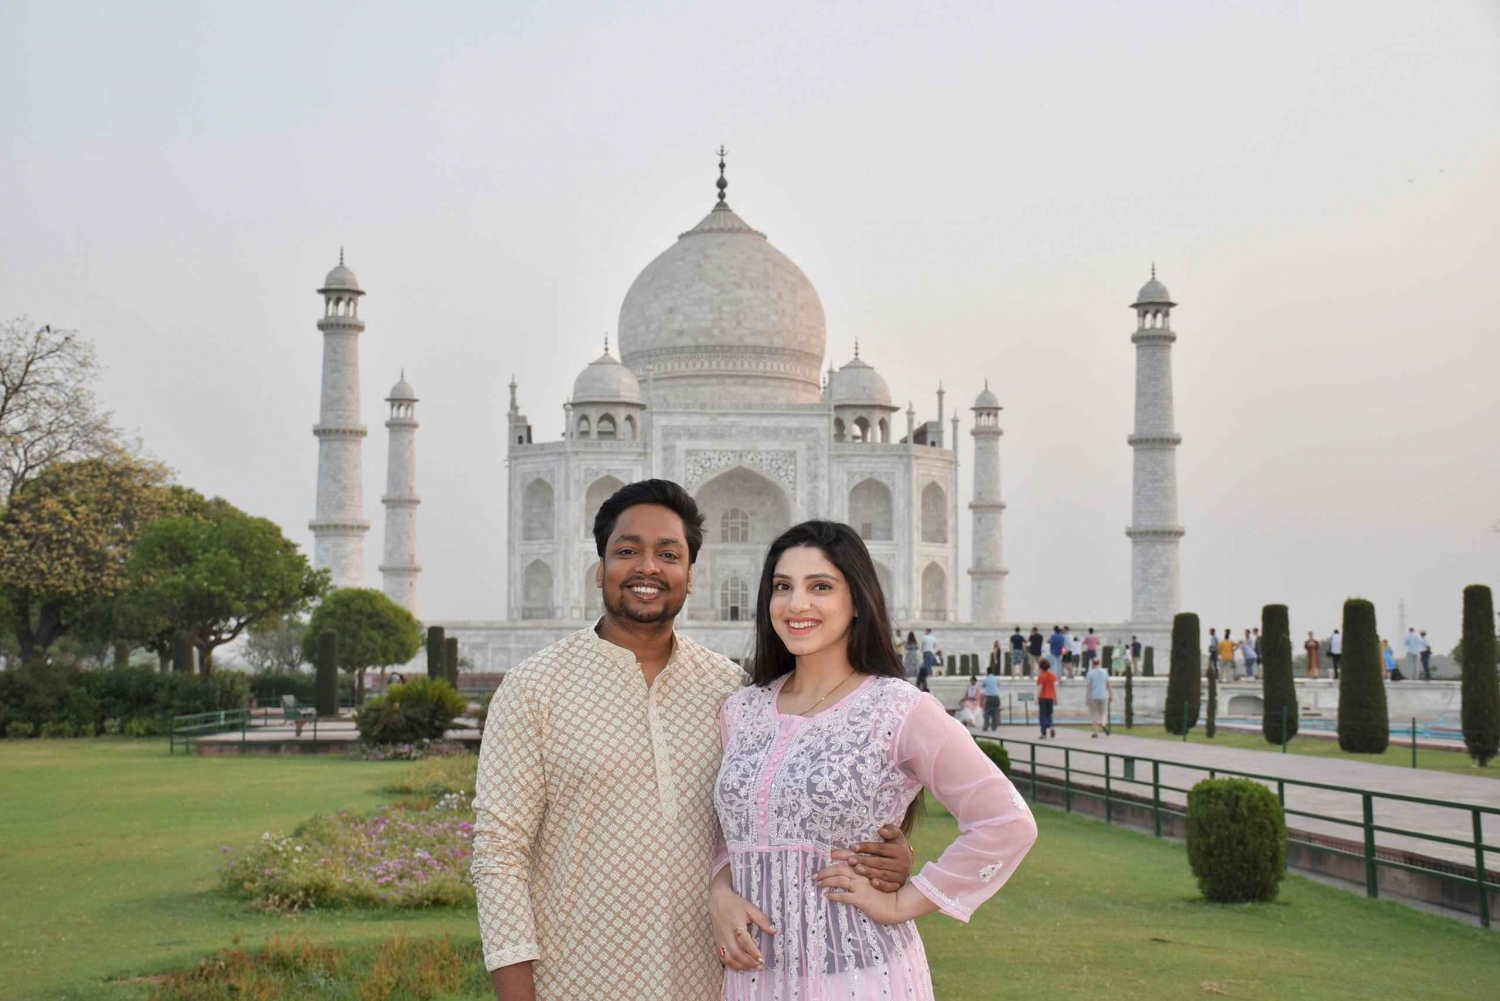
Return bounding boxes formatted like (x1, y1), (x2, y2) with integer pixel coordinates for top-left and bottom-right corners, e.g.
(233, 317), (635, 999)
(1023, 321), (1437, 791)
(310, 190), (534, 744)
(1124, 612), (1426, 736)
(1078, 723), (1496, 778)
(2, 739), (1496, 1000)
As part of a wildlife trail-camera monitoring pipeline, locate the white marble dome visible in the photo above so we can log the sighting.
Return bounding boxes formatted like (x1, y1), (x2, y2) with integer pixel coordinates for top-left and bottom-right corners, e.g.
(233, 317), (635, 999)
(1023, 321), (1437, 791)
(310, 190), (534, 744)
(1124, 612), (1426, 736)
(321, 261), (362, 293)
(387, 375), (417, 401)
(1133, 277), (1173, 306)
(831, 355), (893, 408)
(572, 346), (643, 405)
(617, 199), (827, 407)
(973, 382), (999, 409)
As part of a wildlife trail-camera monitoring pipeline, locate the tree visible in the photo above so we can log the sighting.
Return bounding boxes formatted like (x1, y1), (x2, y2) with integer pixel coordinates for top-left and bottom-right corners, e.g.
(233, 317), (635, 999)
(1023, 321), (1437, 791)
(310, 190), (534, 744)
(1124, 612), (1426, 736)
(126, 498), (327, 674)
(1460, 585), (1498, 766)
(244, 615), (308, 674)
(301, 589), (422, 705)
(1165, 613), (1201, 735)
(1261, 604), (1299, 745)
(1337, 599), (1389, 753)
(1, 319), (120, 501)
(0, 455), (173, 661)
(1205, 662), (1217, 738)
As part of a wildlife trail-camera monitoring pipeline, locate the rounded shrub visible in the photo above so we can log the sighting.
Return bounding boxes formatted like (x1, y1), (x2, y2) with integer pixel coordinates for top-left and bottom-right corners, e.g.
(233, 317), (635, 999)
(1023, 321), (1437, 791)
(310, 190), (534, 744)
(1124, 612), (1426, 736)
(1260, 604), (1299, 745)
(1460, 584), (1499, 767)
(1185, 777), (1287, 903)
(6, 721), (36, 739)
(355, 677), (467, 745)
(1165, 613), (1201, 735)
(973, 737), (1012, 776)
(1337, 598), (1389, 753)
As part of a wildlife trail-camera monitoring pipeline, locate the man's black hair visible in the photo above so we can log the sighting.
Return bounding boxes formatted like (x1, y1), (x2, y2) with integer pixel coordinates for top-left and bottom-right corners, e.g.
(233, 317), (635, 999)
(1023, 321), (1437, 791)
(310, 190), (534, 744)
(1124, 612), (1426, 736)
(592, 478), (706, 563)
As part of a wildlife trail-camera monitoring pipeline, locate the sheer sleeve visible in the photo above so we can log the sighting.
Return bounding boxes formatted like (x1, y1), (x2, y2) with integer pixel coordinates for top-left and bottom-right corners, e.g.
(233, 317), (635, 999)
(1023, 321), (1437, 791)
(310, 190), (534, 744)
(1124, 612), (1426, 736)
(710, 698), (732, 880)
(893, 692), (1038, 921)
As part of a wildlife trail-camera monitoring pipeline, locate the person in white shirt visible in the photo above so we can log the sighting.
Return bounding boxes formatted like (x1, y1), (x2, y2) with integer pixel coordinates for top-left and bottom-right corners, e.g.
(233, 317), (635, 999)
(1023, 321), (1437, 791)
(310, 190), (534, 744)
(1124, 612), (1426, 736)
(1419, 630), (1432, 680)
(1068, 634), (1083, 679)
(1329, 629), (1343, 679)
(1404, 628), (1424, 681)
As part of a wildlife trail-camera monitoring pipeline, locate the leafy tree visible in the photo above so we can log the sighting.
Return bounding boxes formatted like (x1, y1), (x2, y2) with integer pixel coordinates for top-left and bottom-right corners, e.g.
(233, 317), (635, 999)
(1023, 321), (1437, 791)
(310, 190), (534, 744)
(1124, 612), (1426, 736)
(244, 615), (308, 674)
(1165, 613), (1201, 735)
(1337, 599), (1389, 753)
(1460, 585), (1499, 767)
(0, 319), (119, 501)
(0, 455), (174, 660)
(125, 498), (327, 674)
(301, 589), (422, 704)
(1260, 604), (1299, 745)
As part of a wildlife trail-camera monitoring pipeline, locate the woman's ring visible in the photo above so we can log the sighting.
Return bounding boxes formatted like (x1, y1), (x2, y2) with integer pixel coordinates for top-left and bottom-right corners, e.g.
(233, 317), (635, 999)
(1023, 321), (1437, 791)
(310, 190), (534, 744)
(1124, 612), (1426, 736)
(733, 927), (746, 937)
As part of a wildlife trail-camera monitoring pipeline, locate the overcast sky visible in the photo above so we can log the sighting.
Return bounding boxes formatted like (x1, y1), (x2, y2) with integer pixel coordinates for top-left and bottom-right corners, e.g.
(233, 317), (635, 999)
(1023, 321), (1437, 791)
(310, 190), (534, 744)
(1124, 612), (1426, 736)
(4, 1), (1498, 651)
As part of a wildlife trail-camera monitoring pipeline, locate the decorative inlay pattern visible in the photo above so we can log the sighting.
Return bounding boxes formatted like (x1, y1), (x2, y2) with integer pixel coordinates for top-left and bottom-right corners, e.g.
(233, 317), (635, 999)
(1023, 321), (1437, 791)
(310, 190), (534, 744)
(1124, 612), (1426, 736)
(683, 449), (797, 498)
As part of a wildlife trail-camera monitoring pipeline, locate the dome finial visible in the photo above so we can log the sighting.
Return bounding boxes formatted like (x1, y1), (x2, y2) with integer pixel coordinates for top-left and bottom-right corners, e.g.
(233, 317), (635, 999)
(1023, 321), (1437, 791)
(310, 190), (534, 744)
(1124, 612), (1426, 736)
(1151, 262), (1156, 281)
(604, 333), (610, 356)
(340, 246), (345, 266)
(854, 338), (860, 359)
(715, 144), (728, 205)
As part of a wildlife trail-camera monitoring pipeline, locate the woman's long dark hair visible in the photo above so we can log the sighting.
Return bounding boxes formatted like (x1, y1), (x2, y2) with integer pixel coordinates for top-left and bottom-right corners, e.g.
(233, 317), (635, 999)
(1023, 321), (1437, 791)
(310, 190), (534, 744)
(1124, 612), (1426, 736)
(750, 520), (923, 834)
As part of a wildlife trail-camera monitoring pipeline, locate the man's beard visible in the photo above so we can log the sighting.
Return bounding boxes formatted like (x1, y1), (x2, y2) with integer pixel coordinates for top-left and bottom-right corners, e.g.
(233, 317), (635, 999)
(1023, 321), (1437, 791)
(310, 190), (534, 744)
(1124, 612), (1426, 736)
(602, 583), (688, 625)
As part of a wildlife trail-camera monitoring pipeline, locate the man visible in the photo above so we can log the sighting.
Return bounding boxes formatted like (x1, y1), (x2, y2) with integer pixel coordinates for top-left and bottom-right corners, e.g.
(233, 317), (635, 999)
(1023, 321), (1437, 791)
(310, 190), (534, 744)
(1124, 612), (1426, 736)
(1218, 630), (1236, 683)
(1048, 625), (1066, 676)
(1085, 656), (1111, 737)
(1419, 630), (1432, 680)
(1036, 657), (1058, 739)
(472, 480), (911, 1001)
(919, 627), (939, 690)
(1130, 635), (1142, 667)
(1009, 626), (1026, 676)
(1082, 627), (1101, 671)
(1404, 628), (1424, 681)
(1207, 628), (1219, 676)
(1330, 629), (1343, 679)
(1243, 628), (1259, 680)
(1028, 626), (1044, 676)
(981, 667), (1002, 731)
(1304, 631), (1321, 679)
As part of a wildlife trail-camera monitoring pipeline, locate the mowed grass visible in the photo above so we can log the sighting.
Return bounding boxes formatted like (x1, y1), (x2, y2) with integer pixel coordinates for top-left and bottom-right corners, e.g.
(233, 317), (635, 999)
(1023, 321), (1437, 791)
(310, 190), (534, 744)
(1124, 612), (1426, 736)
(1078, 723), (1496, 778)
(3, 740), (1497, 1000)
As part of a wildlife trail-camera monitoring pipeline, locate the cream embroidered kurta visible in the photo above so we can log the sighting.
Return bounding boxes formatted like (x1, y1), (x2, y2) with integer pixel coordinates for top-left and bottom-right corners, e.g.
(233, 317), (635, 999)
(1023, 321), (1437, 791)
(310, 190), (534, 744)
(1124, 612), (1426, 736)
(472, 625), (743, 1000)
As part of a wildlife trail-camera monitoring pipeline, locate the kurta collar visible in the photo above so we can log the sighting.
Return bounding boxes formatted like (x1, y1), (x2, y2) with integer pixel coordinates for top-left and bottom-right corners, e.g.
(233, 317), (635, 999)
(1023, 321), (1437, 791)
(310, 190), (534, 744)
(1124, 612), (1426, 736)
(586, 617), (684, 672)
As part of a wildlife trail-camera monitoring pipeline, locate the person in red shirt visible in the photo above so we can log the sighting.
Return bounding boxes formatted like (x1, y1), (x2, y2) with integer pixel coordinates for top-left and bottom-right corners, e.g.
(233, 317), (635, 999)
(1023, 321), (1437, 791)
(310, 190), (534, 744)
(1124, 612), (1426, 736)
(1035, 658), (1058, 739)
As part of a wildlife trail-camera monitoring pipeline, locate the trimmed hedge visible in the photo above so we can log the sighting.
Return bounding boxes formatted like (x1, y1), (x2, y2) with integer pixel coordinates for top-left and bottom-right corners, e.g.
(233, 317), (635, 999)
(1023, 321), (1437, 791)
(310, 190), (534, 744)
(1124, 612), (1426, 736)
(0, 662), (249, 738)
(1142, 646), (1155, 678)
(1261, 604), (1299, 745)
(1124, 664), (1134, 729)
(1165, 613), (1201, 735)
(1461, 585), (1499, 766)
(974, 737), (1012, 776)
(444, 637), (460, 687)
(427, 626), (445, 679)
(1186, 777), (1287, 903)
(354, 677), (467, 745)
(1337, 598), (1389, 753)
(1206, 663), (1217, 738)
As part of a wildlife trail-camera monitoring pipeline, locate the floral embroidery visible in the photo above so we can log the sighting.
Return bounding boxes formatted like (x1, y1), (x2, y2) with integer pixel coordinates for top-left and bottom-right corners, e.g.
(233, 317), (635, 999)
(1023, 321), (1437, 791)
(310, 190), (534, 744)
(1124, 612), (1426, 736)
(1010, 787), (1031, 814)
(978, 862), (1002, 883)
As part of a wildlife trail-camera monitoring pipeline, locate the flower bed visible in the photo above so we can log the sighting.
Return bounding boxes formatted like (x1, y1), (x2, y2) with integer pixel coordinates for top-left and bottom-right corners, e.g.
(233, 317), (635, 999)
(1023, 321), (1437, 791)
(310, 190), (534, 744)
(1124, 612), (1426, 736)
(220, 796), (475, 911)
(388, 752), (477, 798)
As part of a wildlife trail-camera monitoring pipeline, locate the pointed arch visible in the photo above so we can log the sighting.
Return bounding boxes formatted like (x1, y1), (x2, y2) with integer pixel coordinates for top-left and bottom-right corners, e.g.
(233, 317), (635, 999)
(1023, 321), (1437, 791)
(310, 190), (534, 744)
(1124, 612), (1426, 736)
(920, 482), (948, 543)
(584, 475), (626, 537)
(623, 414), (637, 440)
(921, 562), (947, 619)
(872, 560), (893, 607)
(597, 414), (617, 440)
(853, 416), (870, 443)
(522, 559), (554, 619)
(848, 478), (893, 542)
(576, 415), (591, 439)
(695, 466), (792, 546)
(522, 478), (554, 540)
(833, 417), (846, 442)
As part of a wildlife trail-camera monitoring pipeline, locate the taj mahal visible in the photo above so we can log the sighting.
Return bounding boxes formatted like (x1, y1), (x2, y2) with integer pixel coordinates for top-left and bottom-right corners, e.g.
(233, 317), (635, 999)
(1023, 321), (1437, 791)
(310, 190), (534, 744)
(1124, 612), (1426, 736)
(308, 154), (1187, 670)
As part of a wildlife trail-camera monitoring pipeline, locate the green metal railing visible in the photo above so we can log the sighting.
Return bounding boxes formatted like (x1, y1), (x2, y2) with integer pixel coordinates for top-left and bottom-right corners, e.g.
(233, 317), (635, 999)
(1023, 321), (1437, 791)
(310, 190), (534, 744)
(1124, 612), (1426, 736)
(169, 709), (252, 754)
(977, 733), (1498, 928)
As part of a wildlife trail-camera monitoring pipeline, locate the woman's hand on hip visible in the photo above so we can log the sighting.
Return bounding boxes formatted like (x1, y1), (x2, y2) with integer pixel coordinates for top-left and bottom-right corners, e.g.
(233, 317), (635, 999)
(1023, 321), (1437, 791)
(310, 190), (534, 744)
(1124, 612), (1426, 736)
(814, 862), (905, 925)
(708, 880), (774, 972)
(826, 824), (913, 891)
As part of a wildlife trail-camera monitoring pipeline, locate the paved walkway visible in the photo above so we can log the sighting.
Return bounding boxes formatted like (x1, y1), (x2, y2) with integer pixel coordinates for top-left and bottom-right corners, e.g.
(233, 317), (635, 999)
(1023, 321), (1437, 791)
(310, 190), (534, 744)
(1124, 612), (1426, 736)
(976, 724), (1498, 869)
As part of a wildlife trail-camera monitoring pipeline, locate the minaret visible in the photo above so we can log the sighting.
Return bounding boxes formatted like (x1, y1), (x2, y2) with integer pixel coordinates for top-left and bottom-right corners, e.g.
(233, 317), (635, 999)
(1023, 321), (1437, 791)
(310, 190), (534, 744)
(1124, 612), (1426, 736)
(310, 251), (370, 588)
(1127, 266), (1185, 628)
(380, 372), (421, 614)
(968, 382), (1007, 623)
(936, 383), (945, 447)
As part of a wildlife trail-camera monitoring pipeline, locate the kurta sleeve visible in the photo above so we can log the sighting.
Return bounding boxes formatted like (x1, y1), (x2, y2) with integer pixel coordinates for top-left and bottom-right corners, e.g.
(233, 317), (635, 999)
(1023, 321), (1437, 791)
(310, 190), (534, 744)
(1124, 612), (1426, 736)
(893, 692), (1038, 922)
(470, 671), (548, 971)
(710, 699), (733, 880)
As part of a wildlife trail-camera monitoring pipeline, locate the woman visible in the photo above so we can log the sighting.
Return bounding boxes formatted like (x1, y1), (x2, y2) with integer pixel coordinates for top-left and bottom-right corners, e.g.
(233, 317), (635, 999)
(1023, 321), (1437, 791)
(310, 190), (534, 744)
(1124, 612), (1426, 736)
(1304, 632), (1321, 679)
(709, 521), (1038, 999)
(959, 674), (982, 728)
(902, 631), (922, 678)
(989, 639), (1002, 675)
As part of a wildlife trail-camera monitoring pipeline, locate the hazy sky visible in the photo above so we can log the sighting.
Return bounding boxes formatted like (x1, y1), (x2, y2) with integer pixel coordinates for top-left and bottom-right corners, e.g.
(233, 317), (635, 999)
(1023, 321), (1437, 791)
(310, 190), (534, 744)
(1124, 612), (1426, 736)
(4, 1), (1498, 651)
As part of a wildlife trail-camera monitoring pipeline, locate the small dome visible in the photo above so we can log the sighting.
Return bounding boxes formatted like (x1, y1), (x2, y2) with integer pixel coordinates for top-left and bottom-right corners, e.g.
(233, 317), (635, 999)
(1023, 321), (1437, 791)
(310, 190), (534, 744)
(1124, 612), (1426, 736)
(1133, 276), (1173, 307)
(321, 260), (362, 293)
(974, 382), (1000, 409)
(831, 354), (893, 408)
(572, 347), (643, 405)
(387, 375), (417, 401)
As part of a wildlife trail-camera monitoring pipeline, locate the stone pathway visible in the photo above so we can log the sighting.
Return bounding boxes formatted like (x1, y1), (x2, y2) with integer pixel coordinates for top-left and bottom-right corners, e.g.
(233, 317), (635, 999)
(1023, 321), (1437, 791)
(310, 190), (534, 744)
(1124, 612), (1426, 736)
(977, 724), (1499, 869)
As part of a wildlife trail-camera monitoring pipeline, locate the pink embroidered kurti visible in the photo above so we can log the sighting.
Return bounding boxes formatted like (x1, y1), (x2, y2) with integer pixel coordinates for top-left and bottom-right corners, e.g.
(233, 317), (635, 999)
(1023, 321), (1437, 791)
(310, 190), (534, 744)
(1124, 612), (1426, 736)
(714, 675), (1038, 1000)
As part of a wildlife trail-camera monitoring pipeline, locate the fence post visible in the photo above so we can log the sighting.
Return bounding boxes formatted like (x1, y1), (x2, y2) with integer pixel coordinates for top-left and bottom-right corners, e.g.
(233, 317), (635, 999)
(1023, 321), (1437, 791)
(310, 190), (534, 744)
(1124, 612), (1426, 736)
(1475, 809), (1491, 930)
(1277, 779), (1285, 809)
(1104, 753), (1113, 825)
(1064, 748), (1072, 813)
(1152, 761), (1161, 837)
(1008, 693), (1013, 725)
(1363, 793), (1378, 899)
(1411, 718), (1417, 769)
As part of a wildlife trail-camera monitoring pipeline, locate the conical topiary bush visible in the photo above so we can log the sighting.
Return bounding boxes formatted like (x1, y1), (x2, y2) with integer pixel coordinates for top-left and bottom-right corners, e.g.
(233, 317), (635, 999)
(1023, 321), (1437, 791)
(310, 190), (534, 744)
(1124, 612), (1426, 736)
(1206, 662), (1217, 738)
(316, 629), (339, 716)
(1460, 585), (1499, 767)
(1261, 604), (1299, 745)
(426, 625), (445, 679)
(1337, 599), (1389, 753)
(1125, 664), (1135, 729)
(1143, 646), (1155, 677)
(1166, 613), (1202, 735)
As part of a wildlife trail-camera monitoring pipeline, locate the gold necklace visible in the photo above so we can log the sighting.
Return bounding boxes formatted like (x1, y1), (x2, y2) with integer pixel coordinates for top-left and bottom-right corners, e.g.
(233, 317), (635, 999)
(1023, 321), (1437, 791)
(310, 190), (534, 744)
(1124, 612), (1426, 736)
(795, 671), (858, 717)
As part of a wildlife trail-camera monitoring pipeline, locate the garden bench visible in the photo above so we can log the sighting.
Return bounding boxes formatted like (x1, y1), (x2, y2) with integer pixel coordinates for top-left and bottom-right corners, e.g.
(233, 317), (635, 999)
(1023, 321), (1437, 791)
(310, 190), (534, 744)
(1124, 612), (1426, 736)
(280, 694), (311, 736)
